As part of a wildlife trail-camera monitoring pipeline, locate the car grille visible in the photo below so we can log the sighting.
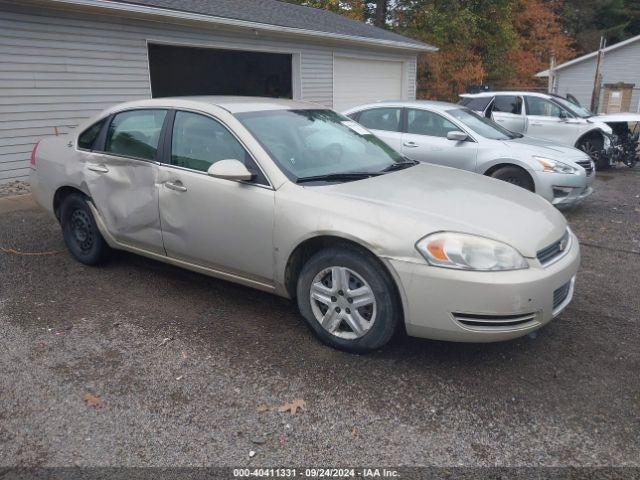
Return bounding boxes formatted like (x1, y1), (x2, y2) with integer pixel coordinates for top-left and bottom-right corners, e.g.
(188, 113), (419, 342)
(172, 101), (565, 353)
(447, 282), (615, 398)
(553, 281), (572, 310)
(576, 159), (594, 175)
(453, 312), (538, 329)
(537, 231), (570, 266)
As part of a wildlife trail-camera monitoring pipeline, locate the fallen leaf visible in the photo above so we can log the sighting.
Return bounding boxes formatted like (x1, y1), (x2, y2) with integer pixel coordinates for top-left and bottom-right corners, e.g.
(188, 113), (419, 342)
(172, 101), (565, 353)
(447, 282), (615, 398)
(351, 426), (359, 438)
(83, 393), (103, 410)
(256, 404), (269, 413)
(277, 399), (306, 415)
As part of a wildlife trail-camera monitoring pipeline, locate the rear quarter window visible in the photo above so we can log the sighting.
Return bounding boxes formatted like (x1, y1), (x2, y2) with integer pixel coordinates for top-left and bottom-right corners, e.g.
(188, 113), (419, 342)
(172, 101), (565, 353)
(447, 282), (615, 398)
(78, 120), (105, 150)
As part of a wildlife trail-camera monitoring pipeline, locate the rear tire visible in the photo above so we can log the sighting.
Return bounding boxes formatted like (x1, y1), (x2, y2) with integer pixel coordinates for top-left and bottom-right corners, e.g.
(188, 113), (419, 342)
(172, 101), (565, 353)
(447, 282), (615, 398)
(489, 166), (535, 192)
(296, 247), (400, 353)
(60, 193), (110, 265)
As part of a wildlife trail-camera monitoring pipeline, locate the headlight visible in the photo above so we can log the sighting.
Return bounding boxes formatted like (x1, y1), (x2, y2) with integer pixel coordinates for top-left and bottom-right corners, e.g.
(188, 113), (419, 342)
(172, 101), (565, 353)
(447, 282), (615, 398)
(416, 232), (529, 271)
(534, 156), (577, 174)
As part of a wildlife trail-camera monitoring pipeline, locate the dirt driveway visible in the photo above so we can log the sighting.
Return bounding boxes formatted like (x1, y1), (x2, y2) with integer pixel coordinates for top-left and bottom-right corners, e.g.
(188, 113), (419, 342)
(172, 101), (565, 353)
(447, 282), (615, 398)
(0, 169), (638, 467)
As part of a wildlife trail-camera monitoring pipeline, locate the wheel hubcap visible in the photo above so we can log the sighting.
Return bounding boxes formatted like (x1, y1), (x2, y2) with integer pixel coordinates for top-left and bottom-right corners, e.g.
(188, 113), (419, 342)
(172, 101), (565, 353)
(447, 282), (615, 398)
(309, 266), (376, 340)
(70, 209), (94, 253)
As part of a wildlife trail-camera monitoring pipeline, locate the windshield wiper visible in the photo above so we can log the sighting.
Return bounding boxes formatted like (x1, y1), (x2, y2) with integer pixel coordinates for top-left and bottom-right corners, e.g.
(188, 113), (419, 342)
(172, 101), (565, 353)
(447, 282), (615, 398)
(295, 172), (382, 184)
(380, 159), (419, 172)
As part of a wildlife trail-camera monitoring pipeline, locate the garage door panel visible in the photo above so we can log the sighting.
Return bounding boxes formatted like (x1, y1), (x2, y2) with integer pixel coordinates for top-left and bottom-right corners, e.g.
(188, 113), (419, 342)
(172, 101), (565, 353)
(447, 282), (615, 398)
(333, 57), (403, 111)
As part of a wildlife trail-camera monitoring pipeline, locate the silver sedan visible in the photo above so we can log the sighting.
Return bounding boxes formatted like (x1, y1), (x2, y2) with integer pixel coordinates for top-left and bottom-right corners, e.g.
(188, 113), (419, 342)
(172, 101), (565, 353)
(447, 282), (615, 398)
(343, 100), (595, 207)
(30, 97), (579, 352)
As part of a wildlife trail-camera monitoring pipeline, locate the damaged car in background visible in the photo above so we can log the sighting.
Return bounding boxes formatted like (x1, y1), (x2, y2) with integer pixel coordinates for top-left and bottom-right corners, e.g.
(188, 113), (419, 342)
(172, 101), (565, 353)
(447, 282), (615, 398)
(30, 97), (579, 352)
(344, 100), (595, 208)
(594, 113), (639, 168)
(459, 91), (613, 169)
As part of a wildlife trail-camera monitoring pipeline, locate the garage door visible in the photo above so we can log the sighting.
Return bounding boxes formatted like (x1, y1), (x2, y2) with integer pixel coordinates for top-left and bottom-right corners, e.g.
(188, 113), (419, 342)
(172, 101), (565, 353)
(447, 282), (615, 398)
(148, 44), (293, 99)
(333, 57), (404, 111)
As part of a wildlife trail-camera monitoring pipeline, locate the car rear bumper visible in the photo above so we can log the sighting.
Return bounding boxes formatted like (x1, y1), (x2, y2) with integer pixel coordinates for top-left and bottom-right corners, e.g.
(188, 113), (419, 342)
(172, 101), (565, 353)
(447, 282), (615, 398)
(386, 233), (580, 342)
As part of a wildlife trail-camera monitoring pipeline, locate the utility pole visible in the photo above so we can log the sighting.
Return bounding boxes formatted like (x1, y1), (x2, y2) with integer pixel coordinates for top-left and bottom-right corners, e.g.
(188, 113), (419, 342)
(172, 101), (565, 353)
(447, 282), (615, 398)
(590, 37), (606, 113)
(548, 54), (556, 94)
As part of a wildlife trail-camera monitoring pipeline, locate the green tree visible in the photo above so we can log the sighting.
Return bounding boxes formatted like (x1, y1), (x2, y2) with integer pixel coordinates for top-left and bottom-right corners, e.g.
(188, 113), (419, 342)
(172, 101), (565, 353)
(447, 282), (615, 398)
(562, 0), (640, 52)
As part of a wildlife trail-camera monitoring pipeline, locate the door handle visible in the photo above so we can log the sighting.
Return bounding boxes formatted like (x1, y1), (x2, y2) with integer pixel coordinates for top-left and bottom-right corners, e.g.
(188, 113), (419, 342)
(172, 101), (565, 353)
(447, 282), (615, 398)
(87, 164), (109, 173)
(496, 119), (505, 123)
(530, 122), (543, 126)
(403, 141), (419, 148)
(165, 180), (187, 192)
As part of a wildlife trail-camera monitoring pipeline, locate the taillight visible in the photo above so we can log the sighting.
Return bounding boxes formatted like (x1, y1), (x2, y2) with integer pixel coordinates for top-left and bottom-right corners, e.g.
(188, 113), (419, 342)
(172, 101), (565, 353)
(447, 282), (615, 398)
(30, 141), (40, 166)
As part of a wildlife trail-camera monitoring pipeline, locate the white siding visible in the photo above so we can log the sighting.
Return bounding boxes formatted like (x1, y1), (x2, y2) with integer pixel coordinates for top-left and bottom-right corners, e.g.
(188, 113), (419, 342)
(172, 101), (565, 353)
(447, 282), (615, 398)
(555, 39), (640, 112)
(0, 1), (418, 183)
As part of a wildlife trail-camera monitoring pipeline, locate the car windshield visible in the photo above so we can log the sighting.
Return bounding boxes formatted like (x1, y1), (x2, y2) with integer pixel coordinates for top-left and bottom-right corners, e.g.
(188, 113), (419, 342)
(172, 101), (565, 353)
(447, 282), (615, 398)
(447, 107), (517, 140)
(553, 96), (593, 118)
(235, 109), (405, 181)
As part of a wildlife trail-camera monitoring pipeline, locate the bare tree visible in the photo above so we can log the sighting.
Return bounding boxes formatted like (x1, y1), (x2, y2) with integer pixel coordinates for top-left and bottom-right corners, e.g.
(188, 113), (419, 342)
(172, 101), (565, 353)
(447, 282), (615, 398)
(373, 0), (388, 28)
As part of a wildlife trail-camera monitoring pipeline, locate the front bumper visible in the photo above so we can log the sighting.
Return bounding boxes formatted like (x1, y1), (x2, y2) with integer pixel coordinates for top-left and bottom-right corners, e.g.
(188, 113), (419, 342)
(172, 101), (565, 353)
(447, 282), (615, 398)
(534, 169), (595, 207)
(387, 234), (580, 342)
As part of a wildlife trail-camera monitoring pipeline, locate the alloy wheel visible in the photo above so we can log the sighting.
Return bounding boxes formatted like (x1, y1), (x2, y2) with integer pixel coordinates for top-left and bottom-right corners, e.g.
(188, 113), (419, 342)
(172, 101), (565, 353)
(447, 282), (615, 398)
(309, 266), (377, 340)
(579, 140), (600, 161)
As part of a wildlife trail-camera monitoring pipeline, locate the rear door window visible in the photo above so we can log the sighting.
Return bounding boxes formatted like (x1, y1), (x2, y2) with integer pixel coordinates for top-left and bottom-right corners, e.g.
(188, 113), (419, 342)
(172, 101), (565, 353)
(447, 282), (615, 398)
(460, 97), (493, 113)
(105, 109), (167, 160)
(492, 95), (522, 114)
(356, 108), (402, 132)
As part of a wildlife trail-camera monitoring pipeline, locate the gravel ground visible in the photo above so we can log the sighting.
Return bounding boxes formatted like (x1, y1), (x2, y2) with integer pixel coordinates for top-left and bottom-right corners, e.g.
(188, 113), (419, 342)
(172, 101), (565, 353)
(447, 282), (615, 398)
(0, 180), (30, 198)
(0, 168), (638, 468)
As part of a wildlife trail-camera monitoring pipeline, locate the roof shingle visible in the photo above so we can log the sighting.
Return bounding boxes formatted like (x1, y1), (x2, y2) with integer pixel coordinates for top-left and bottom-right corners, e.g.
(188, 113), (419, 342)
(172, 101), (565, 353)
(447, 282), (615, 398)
(108, 0), (434, 50)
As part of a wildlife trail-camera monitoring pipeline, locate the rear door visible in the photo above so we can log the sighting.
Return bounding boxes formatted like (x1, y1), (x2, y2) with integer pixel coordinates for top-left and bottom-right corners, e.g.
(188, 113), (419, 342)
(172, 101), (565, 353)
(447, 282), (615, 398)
(490, 95), (526, 133)
(401, 108), (478, 171)
(82, 108), (167, 254)
(351, 107), (404, 152)
(157, 109), (275, 284)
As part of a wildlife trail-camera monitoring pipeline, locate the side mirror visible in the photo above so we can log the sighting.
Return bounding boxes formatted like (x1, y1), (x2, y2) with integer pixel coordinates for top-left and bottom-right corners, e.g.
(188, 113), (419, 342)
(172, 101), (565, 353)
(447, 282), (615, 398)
(559, 110), (568, 120)
(447, 131), (469, 142)
(207, 159), (253, 181)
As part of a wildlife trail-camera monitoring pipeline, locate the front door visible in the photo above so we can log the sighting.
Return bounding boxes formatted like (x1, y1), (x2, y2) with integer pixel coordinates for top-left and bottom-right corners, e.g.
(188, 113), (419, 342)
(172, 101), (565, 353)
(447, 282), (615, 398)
(401, 108), (478, 172)
(82, 108), (168, 254)
(523, 95), (579, 145)
(158, 110), (275, 284)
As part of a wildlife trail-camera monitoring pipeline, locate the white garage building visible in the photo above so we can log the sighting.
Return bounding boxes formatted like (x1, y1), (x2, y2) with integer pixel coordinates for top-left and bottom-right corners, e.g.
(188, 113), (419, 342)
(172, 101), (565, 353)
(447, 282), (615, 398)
(0, 0), (435, 184)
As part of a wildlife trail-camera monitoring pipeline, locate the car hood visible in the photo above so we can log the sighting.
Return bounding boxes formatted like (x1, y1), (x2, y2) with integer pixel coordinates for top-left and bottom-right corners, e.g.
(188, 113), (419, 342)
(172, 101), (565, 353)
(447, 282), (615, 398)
(319, 164), (567, 258)
(595, 113), (640, 123)
(502, 136), (589, 161)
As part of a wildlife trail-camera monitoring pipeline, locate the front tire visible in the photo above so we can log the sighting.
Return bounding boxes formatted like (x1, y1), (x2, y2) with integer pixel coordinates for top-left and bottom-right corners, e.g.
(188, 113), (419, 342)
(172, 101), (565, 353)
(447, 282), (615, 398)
(60, 193), (110, 265)
(296, 247), (400, 353)
(489, 166), (535, 192)
(577, 135), (607, 169)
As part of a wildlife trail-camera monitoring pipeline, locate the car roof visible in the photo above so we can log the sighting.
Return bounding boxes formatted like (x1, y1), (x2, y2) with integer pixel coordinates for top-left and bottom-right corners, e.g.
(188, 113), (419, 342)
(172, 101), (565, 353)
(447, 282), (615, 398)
(102, 96), (323, 114)
(460, 91), (551, 98)
(344, 99), (460, 113)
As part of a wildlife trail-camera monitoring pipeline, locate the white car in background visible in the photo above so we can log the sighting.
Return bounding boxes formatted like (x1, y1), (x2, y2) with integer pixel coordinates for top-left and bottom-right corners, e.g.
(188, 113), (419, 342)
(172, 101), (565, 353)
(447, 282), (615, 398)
(344, 100), (595, 208)
(459, 91), (612, 168)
